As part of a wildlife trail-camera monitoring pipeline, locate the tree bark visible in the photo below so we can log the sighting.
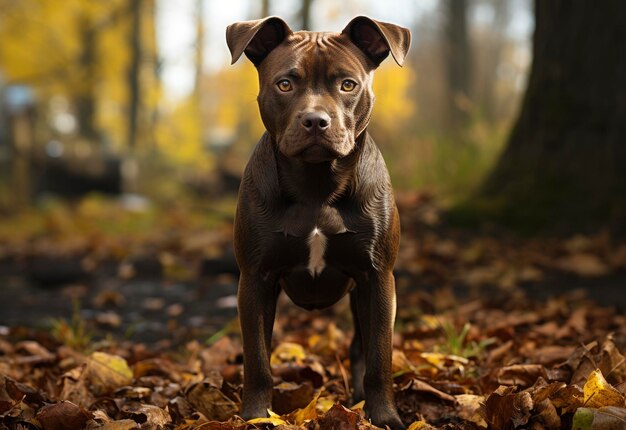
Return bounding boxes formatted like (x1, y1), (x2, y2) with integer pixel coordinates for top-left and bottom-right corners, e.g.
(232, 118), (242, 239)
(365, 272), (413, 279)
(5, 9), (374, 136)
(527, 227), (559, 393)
(261, 0), (270, 17)
(127, 0), (142, 149)
(444, 0), (471, 129)
(76, 19), (98, 141)
(479, 0), (626, 232)
(300, 0), (312, 31)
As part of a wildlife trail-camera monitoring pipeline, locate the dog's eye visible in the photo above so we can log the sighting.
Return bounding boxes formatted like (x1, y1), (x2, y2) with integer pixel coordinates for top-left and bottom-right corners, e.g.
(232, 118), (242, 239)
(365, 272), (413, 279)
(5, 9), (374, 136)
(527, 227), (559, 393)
(340, 80), (357, 92)
(277, 79), (293, 92)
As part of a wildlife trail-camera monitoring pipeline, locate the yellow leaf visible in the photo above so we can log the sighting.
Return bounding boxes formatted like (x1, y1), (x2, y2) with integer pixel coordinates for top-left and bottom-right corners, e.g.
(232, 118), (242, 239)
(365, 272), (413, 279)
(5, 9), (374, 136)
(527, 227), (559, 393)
(583, 369), (625, 408)
(407, 421), (435, 430)
(246, 416), (288, 426)
(285, 392), (319, 424)
(270, 342), (306, 366)
(316, 397), (335, 413)
(350, 400), (365, 411)
(85, 352), (133, 395)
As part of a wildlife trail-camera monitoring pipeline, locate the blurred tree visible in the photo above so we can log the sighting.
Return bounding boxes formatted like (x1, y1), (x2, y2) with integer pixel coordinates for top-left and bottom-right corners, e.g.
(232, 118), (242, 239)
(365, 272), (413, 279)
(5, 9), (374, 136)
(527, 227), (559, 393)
(127, 0), (142, 149)
(300, 0), (313, 30)
(261, 0), (270, 17)
(473, 0), (511, 121)
(444, 0), (472, 129)
(194, 0), (205, 99)
(479, 0), (626, 232)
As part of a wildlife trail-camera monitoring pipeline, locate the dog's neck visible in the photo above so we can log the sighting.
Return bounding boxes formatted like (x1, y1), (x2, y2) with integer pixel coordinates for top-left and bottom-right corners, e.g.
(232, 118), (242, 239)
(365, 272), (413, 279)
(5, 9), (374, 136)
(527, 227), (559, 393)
(274, 134), (365, 205)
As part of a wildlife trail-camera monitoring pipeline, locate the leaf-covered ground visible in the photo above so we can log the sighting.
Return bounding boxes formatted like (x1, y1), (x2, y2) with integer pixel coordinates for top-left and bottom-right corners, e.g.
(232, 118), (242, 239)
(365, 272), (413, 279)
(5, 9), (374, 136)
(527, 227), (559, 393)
(1, 193), (625, 429)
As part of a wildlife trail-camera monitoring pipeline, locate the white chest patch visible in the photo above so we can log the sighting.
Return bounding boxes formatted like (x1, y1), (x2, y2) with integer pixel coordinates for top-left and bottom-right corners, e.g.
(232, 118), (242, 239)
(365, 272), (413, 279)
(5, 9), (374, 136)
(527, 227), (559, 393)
(307, 227), (327, 277)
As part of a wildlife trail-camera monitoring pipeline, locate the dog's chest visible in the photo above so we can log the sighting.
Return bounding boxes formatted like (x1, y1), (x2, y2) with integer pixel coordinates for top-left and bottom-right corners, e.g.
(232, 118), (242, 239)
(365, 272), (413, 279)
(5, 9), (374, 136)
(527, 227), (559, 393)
(265, 203), (370, 276)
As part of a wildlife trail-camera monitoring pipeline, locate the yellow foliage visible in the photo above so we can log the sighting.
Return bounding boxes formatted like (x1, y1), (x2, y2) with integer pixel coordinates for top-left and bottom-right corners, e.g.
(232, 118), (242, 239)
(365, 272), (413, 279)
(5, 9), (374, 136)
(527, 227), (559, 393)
(270, 342), (307, 366)
(583, 369), (625, 408)
(154, 97), (210, 170)
(371, 62), (416, 133)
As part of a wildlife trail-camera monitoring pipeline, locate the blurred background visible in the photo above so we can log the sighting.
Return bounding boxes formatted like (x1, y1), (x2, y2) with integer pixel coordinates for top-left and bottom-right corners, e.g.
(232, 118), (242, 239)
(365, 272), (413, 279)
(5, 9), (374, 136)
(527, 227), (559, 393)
(1, 0), (624, 343)
(0, 0), (532, 211)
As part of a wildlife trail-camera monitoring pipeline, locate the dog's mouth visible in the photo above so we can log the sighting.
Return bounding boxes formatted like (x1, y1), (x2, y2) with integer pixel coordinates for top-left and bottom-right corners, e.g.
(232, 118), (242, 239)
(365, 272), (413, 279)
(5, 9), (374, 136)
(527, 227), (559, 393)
(295, 143), (341, 163)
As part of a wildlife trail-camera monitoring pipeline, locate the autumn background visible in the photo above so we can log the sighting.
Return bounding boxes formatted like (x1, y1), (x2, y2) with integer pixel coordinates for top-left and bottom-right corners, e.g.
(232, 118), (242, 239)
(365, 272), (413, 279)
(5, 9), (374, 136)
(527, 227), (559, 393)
(0, 1), (625, 429)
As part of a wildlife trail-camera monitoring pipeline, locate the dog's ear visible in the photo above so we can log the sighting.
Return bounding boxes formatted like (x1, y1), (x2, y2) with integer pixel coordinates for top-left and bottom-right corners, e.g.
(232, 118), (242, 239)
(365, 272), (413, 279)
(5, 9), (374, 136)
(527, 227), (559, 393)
(342, 16), (410, 67)
(226, 17), (292, 66)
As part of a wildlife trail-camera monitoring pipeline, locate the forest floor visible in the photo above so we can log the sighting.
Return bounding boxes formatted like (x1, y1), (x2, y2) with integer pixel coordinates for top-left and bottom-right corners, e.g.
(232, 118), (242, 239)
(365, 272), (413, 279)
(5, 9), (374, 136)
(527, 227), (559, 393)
(0, 192), (625, 429)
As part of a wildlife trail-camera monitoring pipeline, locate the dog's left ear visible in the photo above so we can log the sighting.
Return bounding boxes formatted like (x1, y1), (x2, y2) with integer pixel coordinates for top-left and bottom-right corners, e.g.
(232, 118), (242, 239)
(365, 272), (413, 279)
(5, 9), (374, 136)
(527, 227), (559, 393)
(342, 16), (410, 67)
(226, 17), (293, 66)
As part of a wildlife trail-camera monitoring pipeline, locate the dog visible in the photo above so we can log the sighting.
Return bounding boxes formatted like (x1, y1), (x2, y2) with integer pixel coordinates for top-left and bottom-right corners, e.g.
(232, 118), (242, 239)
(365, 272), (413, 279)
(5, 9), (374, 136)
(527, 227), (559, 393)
(226, 15), (410, 429)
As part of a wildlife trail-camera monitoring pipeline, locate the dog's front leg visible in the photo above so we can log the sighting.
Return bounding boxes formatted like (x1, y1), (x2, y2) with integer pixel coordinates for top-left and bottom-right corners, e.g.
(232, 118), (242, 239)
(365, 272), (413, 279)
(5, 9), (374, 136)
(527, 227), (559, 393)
(356, 270), (405, 430)
(238, 273), (278, 419)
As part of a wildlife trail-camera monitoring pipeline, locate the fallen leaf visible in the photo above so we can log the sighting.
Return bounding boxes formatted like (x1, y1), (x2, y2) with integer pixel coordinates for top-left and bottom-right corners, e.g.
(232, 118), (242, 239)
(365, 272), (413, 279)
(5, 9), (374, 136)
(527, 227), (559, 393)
(495, 364), (548, 387)
(121, 403), (171, 428)
(455, 394), (487, 428)
(557, 253), (609, 277)
(583, 369), (625, 408)
(185, 379), (238, 421)
(407, 421), (437, 429)
(271, 342), (307, 366)
(284, 392), (319, 424)
(272, 381), (315, 415)
(572, 406), (626, 430)
(85, 352), (133, 395)
(480, 386), (533, 429)
(400, 378), (456, 404)
(316, 404), (362, 430)
(36, 401), (92, 430)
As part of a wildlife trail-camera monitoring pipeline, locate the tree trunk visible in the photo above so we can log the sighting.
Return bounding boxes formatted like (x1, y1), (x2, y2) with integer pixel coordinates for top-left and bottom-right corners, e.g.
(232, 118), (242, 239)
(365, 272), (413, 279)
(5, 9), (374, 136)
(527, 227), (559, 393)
(444, 0), (471, 129)
(479, 0), (626, 233)
(261, 0), (270, 17)
(194, 0), (204, 98)
(300, 0), (312, 31)
(76, 19), (99, 141)
(127, 0), (141, 149)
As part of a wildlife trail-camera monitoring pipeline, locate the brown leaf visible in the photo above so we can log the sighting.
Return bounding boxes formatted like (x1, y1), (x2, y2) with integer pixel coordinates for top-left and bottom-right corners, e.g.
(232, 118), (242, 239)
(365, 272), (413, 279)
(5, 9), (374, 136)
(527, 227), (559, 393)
(100, 420), (141, 430)
(572, 406), (626, 430)
(272, 381), (315, 415)
(36, 401), (92, 430)
(481, 386), (533, 430)
(272, 363), (324, 388)
(14, 341), (55, 365)
(495, 364), (548, 387)
(400, 378), (457, 404)
(185, 380), (238, 421)
(549, 384), (584, 414)
(167, 396), (195, 424)
(455, 394), (487, 427)
(59, 366), (95, 408)
(557, 253), (609, 277)
(200, 337), (242, 372)
(121, 403), (171, 429)
(317, 404), (362, 430)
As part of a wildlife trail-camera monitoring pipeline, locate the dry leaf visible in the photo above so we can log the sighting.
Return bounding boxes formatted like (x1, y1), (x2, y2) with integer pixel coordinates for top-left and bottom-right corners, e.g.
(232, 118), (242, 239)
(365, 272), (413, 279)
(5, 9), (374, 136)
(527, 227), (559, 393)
(583, 369), (625, 408)
(455, 394), (487, 428)
(36, 401), (92, 430)
(185, 380), (238, 421)
(271, 342), (307, 366)
(572, 406), (626, 430)
(272, 381), (315, 415)
(85, 352), (133, 395)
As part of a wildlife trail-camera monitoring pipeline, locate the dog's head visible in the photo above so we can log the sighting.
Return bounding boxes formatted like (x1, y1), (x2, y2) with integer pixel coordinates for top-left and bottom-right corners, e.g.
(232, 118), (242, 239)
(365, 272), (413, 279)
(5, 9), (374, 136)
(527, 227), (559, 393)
(226, 16), (410, 163)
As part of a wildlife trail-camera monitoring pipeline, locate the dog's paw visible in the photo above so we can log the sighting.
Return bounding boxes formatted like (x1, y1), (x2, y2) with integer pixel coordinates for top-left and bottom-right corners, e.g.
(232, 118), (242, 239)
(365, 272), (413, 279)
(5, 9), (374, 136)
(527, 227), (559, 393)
(239, 402), (271, 421)
(368, 410), (406, 430)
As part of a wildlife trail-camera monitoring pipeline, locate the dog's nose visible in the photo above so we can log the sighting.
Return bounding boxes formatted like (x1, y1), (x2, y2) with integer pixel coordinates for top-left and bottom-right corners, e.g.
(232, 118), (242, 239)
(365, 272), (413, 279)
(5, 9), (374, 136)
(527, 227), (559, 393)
(301, 112), (331, 133)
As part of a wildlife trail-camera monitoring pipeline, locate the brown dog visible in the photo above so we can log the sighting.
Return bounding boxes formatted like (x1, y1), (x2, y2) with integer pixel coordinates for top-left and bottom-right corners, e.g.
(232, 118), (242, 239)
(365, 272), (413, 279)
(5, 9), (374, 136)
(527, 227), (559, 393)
(226, 16), (410, 429)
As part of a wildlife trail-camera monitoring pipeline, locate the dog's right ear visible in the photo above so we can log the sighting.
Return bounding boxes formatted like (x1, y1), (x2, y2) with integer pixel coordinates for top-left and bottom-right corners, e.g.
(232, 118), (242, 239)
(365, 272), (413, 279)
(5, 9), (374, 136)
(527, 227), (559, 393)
(226, 17), (292, 66)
